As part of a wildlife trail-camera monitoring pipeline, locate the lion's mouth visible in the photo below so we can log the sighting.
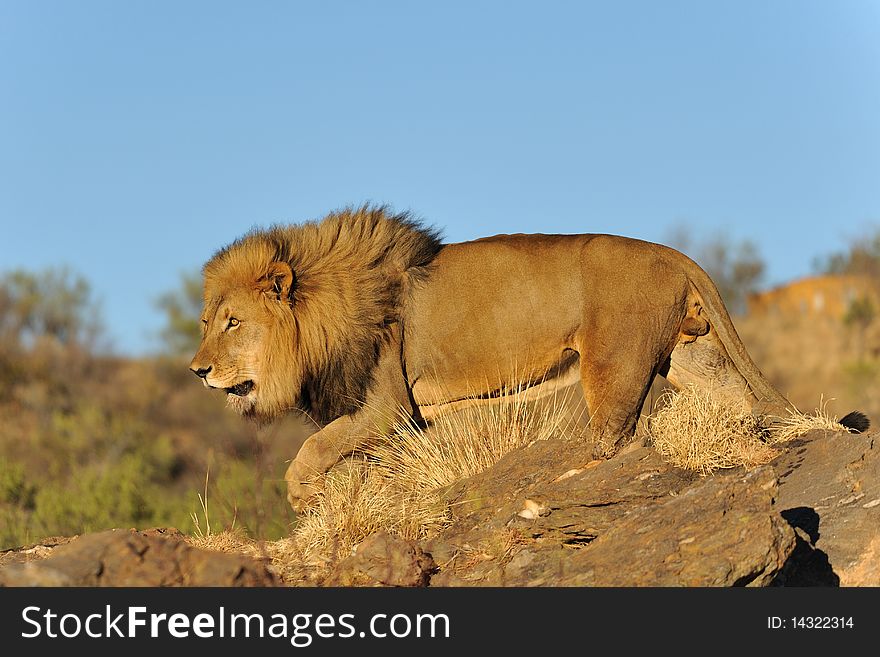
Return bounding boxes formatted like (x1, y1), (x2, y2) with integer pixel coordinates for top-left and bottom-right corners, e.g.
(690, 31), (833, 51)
(226, 380), (255, 397)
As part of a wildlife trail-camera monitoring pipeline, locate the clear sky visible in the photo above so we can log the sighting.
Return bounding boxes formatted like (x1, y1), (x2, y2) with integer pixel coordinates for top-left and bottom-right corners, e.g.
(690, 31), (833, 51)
(2, 1), (878, 355)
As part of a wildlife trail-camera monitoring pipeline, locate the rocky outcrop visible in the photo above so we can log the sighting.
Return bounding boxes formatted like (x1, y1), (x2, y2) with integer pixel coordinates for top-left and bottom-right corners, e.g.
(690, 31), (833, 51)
(1, 429), (876, 587)
(427, 439), (795, 586)
(423, 429), (879, 587)
(509, 467), (793, 586)
(0, 528), (278, 586)
(771, 430), (880, 585)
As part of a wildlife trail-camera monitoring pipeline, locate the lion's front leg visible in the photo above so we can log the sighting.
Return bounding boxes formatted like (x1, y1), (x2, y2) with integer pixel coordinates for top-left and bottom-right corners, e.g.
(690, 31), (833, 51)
(285, 407), (413, 511)
(285, 324), (418, 512)
(284, 414), (365, 512)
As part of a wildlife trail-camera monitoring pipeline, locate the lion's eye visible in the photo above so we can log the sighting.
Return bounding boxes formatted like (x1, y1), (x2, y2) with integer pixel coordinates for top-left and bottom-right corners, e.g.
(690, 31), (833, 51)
(227, 317), (240, 329)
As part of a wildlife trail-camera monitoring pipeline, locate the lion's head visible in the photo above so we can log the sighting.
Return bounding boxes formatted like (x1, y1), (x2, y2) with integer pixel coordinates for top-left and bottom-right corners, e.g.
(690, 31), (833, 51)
(190, 205), (443, 425)
(190, 239), (300, 422)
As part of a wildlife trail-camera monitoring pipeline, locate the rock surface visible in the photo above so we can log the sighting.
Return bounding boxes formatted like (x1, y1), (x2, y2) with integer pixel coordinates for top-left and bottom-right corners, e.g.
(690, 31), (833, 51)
(0, 528), (278, 586)
(771, 430), (880, 585)
(427, 440), (795, 586)
(325, 531), (436, 586)
(539, 467), (793, 586)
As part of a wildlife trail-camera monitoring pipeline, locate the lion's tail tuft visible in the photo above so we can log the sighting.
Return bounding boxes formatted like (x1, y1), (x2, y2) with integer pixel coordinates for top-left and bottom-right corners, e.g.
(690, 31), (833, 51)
(840, 410), (871, 433)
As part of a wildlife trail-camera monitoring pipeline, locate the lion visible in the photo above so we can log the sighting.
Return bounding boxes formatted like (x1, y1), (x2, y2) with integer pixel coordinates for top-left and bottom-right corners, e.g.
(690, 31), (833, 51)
(190, 205), (869, 511)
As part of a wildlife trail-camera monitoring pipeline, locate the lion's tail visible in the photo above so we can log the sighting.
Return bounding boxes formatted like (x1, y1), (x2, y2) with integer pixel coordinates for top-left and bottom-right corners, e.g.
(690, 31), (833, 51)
(678, 249), (873, 435)
(840, 410), (871, 433)
(679, 253), (794, 412)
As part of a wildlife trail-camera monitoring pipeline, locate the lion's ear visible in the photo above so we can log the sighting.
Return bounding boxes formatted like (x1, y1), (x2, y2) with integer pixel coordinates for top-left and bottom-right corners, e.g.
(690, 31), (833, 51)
(258, 261), (295, 302)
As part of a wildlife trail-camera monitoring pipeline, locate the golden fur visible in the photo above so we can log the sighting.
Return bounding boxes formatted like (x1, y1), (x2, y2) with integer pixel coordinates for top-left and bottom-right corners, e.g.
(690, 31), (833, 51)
(191, 205), (869, 512)
(193, 206), (441, 424)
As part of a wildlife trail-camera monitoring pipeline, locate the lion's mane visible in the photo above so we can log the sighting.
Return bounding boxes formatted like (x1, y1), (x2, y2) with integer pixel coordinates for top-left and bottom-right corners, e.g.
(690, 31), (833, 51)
(202, 205), (443, 424)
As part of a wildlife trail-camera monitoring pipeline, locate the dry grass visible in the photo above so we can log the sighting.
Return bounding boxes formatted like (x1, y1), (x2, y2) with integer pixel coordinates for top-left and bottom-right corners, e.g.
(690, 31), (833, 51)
(186, 529), (319, 584)
(189, 469), (215, 539)
(288, 457), (447, 565)
(186, 528), (308, 584)
(648, 385), (852, 474)
(648, 385), (776, 474)
(188, 528), (258, 556)
(369, 386), (580, 492)
(290, 384), (582, 566)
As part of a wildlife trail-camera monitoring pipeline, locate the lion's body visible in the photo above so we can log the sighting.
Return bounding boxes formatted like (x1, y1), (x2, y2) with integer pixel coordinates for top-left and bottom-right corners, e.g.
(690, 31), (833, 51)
(405, 232), (794, 426)
(190, 206), (867, 511)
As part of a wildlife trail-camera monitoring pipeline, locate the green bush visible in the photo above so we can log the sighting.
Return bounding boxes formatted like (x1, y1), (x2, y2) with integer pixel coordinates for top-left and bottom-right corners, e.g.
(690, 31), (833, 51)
(30, 452), (187, 538)
(193, 457), (292, 541)
(0, 463), (36, 508)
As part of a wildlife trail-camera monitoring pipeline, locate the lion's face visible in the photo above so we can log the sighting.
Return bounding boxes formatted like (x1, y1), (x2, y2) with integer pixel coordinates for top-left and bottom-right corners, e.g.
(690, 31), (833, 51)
(189, 261), (297, 422)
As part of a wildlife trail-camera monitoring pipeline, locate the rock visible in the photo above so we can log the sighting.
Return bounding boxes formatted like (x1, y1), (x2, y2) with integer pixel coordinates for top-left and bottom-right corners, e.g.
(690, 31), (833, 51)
(427, 428), (880, 587)
(427, 437), (799, 586)
(558, 466), (794, 586)
(326, 531), (436, 586)
(489, 468), (795, 586)
(0, 535), (78, 569)
(772, 430), (880, 585)
(427, 438), (700, 584)
(0, 528), (278, 587)
(508, 443), (698, 548)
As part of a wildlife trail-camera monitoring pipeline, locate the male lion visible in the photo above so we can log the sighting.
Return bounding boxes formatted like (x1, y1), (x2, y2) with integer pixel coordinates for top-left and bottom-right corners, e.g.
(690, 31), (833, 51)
(190, 205), (869, 511)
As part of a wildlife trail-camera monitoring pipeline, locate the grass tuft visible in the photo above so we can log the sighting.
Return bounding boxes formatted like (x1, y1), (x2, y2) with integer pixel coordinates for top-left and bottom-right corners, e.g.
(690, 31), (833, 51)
(648, 385), (853, 474)
(648, 385), (777, 475)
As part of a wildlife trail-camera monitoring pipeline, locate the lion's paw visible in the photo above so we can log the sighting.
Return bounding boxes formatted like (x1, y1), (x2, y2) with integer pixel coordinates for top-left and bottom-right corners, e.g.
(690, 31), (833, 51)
(285, 459), (321, 513)
(286, 479), (319, 514)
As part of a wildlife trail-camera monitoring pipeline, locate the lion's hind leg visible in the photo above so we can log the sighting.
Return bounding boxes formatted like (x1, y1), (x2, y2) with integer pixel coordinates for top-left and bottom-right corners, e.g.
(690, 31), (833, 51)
(577, 331), (673, 460)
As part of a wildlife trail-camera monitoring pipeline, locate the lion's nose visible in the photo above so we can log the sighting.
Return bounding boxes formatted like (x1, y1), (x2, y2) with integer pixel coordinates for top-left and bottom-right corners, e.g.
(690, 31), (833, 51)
(191, 365), (212, 379)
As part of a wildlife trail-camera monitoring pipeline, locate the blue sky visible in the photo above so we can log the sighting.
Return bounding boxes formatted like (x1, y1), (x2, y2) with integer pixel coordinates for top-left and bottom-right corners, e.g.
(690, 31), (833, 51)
(1, 1), (878, 355)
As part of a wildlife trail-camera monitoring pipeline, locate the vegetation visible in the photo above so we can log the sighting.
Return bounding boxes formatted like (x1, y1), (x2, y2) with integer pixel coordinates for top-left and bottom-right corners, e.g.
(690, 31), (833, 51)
(0, 267), (102, 349)
(0, 268), (302, 550)
(811, 226), (880, 405)
(814, 227), (880, 279)
(647, 385), (847, 475)
(155, 271), (204, 357)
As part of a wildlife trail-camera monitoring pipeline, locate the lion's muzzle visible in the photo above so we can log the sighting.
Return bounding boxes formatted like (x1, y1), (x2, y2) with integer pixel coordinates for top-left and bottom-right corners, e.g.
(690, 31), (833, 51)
(226, 380), (255, 397)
